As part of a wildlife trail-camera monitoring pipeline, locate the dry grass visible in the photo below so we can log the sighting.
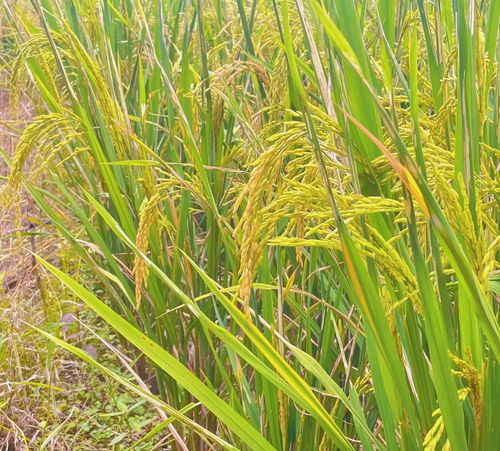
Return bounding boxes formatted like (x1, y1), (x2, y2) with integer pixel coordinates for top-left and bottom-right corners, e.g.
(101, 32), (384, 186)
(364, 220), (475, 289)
(0, 86), (157, 449)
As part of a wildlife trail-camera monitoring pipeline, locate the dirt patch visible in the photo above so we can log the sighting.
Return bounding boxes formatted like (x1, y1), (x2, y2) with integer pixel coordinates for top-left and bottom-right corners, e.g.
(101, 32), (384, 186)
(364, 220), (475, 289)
(0, 86), (39, 286)
(0, 86), (59, 449)
(0, 84), (153, 451)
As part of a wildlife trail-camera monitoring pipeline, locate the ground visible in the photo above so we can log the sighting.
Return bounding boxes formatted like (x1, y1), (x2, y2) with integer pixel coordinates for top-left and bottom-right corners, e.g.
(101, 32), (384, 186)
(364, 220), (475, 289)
(0, 89), (159, 449)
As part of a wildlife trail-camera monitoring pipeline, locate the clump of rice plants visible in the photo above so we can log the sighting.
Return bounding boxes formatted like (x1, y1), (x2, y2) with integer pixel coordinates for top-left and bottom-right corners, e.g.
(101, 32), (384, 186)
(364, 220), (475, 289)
(2, 0), (499, 449)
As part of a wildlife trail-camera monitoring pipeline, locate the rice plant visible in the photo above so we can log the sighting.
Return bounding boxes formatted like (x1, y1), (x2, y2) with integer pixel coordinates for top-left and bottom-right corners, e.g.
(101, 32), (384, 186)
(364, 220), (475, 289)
(2, 0), (499, 449)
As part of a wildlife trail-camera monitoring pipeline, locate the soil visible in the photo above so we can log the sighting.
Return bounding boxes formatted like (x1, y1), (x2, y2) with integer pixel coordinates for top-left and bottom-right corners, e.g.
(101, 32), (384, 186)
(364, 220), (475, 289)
(0, 85), (52, 449)
(0, 88), (41, 297)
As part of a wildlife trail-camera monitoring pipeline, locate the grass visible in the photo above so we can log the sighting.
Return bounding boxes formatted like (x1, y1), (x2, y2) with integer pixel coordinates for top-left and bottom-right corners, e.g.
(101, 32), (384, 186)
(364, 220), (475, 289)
(1, 0), (499, 449)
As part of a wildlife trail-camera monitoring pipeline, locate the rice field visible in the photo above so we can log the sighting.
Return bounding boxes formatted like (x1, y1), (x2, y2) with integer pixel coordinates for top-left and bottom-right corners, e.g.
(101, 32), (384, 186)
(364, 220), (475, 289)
(1, 0), (499, 449)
